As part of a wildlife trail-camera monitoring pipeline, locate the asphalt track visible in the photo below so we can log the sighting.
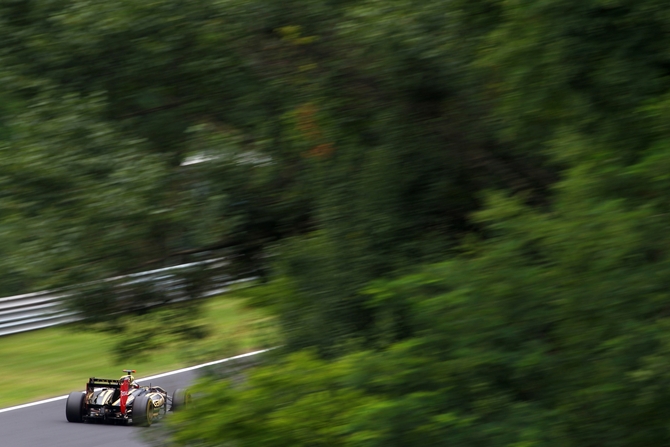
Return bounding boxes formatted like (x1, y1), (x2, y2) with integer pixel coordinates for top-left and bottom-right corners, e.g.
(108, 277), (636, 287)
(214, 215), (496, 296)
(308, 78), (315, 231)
(0, 350), (266, 447)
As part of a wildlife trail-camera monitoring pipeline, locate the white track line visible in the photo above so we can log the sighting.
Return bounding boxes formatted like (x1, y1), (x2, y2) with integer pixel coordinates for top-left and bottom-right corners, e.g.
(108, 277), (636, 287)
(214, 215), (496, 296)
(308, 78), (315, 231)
(141, 349), (269, 381)
(0, 349), (269, 414)
(0, 395), (69, 413)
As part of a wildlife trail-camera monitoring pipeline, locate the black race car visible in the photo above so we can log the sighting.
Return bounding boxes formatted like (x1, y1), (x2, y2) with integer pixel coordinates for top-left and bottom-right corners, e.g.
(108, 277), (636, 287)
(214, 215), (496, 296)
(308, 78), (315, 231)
(65, 370), (189, 426)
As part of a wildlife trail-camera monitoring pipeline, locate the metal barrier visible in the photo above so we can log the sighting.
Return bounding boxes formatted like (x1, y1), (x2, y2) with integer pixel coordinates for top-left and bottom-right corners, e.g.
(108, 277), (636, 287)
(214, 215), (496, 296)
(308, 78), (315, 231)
(0, 261), (255, 337)
(0, 291), (79, 337)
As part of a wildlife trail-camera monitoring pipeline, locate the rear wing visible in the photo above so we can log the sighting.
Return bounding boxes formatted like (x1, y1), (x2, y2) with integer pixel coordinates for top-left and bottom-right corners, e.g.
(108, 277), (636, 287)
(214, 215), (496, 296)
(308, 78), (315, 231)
(87, 377), (121, 391)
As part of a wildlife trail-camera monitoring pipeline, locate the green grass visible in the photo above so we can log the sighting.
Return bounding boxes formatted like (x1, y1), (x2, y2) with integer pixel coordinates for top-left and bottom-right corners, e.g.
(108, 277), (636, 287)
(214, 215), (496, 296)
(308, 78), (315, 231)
(0, 295), (277, 409)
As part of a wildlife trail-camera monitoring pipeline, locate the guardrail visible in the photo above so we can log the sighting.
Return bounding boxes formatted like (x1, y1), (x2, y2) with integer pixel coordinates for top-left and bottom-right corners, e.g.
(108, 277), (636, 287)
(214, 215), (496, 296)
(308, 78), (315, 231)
(0, 291), (79, 337)
(0, 261), (253, 337)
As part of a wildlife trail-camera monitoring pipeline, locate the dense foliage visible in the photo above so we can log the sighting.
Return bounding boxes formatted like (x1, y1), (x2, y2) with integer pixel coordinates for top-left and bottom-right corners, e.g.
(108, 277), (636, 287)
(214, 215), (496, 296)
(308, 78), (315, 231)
(4, 0), (670, 445)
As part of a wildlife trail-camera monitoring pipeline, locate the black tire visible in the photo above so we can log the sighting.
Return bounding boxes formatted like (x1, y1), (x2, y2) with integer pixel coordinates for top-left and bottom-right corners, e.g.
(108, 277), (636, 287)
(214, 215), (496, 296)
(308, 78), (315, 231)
(65, 391), (86, 423)
(171, 388), (191, 412)
(133, 395), (154, 427)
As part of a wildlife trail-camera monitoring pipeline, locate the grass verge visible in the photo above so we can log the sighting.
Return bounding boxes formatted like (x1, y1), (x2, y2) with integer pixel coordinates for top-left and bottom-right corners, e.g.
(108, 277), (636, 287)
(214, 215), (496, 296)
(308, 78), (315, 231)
(0, 294), (277, 409)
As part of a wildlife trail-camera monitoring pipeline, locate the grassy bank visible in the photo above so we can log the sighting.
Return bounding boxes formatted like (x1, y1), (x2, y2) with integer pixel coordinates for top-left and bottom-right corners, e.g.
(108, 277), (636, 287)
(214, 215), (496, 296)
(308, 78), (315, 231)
(0, 294), (276, 409)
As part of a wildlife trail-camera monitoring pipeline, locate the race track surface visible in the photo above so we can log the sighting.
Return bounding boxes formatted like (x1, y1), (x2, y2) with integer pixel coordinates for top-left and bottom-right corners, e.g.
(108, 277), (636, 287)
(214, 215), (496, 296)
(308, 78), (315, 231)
(2, 370), (195, 447)
(1, 351), (266, 447)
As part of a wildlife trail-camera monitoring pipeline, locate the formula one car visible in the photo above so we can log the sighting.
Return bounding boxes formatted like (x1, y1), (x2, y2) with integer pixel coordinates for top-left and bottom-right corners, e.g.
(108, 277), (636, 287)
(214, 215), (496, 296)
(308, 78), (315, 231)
(65, 370), (189, 426)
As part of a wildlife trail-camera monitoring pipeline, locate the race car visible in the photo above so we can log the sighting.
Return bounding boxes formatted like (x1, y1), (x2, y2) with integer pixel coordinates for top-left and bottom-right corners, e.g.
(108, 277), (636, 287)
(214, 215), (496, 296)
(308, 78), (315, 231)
(65, 369), (189, 426)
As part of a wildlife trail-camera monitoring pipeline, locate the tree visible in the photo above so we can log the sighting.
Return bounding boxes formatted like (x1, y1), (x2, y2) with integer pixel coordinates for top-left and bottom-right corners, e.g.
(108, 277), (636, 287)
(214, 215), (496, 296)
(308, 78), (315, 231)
(0, 0), (550, 326)
(165, 0), (670, 445)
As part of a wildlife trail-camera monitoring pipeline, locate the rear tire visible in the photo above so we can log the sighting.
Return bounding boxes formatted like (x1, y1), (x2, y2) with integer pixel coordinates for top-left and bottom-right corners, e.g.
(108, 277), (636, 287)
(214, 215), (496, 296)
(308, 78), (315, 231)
(133, 395), (154, 426)
(65, 392), (85, 423)
(171, 388), (191, 412)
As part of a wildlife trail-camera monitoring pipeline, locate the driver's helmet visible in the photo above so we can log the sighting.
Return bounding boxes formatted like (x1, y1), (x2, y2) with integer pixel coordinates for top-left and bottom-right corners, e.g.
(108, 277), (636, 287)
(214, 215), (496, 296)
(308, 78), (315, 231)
(120, 374), (139, 388)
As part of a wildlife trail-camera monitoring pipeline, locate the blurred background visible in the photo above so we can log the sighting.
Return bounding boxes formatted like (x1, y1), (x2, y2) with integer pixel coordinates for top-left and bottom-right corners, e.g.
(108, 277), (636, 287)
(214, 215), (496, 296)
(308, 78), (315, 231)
(2, 0), (670, 445)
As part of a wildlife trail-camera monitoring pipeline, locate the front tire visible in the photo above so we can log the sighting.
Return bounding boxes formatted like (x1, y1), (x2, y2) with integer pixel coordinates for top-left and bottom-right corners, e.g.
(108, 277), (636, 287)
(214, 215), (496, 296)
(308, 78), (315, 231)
(171, 388), (191, 412)
(133, 395), (154, 426)
(65, 391), (85, 423)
